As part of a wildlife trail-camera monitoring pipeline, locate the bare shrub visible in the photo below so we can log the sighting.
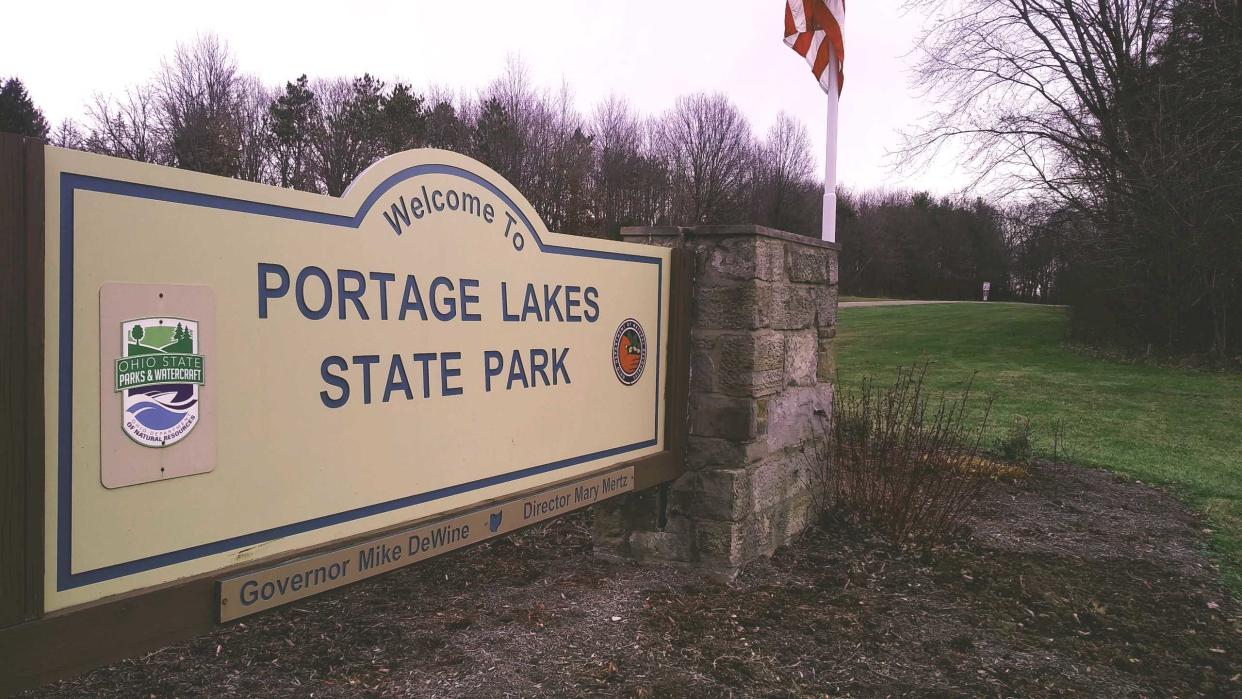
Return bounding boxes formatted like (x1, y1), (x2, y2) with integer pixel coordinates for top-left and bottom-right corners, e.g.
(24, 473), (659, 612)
(996, 416), (1034, 464)
(825, 364), (994, 544)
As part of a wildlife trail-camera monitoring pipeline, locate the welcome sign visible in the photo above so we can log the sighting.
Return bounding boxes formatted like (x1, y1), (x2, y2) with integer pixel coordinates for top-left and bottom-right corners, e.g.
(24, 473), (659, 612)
(43, 146), (671, 611)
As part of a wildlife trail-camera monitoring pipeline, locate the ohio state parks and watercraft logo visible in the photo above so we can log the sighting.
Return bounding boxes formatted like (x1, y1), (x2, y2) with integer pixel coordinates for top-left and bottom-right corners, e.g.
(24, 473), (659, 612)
(114, 317), (206, 447)
(611, 318), (647, 386)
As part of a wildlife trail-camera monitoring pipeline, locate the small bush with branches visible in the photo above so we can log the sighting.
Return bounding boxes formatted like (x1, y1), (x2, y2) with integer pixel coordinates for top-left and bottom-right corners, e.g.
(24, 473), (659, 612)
(820, 364), (997, 544)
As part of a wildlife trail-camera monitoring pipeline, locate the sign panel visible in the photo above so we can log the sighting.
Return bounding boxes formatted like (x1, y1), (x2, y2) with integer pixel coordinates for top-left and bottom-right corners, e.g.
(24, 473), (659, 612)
(43, 147), (670, 611)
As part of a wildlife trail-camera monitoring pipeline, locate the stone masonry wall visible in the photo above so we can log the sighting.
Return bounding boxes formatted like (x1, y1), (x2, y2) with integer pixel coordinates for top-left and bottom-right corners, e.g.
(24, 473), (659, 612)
(593, 225), (839, 578)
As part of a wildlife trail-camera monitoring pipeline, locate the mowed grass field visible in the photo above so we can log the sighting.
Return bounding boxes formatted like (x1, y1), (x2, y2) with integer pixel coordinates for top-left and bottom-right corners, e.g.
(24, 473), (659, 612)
(835, 303), (1242, 590)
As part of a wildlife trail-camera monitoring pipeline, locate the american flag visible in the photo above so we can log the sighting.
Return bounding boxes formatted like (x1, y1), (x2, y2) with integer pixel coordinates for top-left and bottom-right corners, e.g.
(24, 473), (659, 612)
(784, 0), (846, 94)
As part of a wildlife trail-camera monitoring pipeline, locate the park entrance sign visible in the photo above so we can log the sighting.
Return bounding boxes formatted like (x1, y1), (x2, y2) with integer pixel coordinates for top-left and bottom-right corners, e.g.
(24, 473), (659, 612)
(0, 135), (690, 690)
(46, 145), (672, 610)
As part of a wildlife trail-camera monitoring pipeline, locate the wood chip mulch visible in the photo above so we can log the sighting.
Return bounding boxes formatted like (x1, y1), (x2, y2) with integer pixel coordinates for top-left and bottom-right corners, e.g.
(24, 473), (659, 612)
(22, 461), (1242, 697)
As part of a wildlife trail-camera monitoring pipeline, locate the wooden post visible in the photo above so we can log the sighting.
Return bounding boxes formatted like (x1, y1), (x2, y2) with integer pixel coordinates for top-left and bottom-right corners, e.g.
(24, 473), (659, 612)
(0, 132), (45, 629)
(635, 247), (693, 490)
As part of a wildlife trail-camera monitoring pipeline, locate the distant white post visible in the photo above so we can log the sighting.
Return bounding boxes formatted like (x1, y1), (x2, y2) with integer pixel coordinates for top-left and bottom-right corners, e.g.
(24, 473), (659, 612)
(822, 46), (840, 243)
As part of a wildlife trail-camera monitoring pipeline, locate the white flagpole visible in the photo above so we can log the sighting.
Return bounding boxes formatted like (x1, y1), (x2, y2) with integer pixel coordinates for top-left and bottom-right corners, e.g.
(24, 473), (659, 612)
(822, 45), (840, 243)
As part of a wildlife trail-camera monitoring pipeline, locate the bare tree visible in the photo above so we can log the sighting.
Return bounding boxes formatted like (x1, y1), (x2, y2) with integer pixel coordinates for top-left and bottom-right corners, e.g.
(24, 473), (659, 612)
(84, 86), (161, 163)
(654, 93), (755, 223)
(531, 82), (593, 232)
(591, 95), (649, 233)
(51, 119), (86, 150)
(759, 112), (816, 231)
(234, 76), (271, 184)
(904, 0), (1172, 204)
(155, 34), (243, 176)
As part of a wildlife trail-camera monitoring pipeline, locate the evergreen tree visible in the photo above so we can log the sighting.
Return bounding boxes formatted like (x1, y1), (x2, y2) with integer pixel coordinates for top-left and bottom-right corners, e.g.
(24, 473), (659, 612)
(268, 75), (318, 191)
(380, 82), (427, 154)
(314, 74), (385, 196)
(0, 77), (50, 138)
(425, 100), (466, 152)
(472, 97), (518, 182)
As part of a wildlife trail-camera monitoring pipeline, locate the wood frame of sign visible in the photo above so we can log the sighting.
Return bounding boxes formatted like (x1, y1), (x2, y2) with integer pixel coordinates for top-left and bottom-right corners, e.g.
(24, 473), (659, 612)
(0, 133), (693, 694)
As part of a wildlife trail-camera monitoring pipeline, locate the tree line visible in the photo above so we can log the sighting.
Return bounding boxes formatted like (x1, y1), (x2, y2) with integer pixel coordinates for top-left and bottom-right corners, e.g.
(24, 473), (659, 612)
(6, 2), (1238, 357)
(0, 45), (1048, 306)
(3, 35), (825, 239)
(837, 190), (1011, 301)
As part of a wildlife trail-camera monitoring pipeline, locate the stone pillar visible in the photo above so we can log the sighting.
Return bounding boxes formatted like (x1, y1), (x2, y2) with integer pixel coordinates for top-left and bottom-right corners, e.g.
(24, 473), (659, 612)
(593, 225), (838, 578)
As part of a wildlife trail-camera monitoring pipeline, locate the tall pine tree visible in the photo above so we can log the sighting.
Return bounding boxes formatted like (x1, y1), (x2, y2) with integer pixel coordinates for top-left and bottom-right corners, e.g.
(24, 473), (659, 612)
(0, 77), (50, 138)
(268, 75), (319, 192)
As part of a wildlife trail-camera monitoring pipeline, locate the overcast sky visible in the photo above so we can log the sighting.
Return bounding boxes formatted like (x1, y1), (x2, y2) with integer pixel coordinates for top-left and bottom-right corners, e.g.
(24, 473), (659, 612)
(1, 0), (969, 195)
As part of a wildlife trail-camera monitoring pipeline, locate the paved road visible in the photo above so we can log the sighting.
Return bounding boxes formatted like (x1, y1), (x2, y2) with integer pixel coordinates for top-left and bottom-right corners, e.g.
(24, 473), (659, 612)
(839, 300), (1063, 308)
(839, 299), (982, 308)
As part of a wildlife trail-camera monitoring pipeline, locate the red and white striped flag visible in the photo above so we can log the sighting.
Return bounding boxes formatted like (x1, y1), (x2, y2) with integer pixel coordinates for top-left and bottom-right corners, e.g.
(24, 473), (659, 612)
(784, 0), (845, 94)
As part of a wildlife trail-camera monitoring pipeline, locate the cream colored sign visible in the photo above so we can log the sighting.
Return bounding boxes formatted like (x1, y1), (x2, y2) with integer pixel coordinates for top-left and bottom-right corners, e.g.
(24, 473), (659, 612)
(219, 466), (634, 621)
(44, 147), (670, 611)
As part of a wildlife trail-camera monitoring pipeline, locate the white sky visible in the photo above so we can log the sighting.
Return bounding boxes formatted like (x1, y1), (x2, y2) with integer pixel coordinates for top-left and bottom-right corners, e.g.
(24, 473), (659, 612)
(1, 0), (968, 194)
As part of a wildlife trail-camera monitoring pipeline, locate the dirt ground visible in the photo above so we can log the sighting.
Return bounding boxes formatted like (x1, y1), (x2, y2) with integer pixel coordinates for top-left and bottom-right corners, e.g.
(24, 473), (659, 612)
(22, 461), (1242, 697)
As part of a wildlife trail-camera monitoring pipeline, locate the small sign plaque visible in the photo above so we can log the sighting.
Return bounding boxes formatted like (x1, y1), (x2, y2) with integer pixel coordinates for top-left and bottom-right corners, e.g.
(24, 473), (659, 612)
(218, 465), (635, 621)
(99, 283), (217, 488)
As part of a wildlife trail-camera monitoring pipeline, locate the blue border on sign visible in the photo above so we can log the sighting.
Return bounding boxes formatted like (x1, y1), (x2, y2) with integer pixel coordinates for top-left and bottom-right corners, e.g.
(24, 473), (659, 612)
(57, 163), (664, 591)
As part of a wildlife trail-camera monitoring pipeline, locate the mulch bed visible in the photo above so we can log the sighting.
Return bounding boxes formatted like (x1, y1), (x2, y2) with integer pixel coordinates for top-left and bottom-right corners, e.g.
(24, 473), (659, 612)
(22, 462), (1242, 697)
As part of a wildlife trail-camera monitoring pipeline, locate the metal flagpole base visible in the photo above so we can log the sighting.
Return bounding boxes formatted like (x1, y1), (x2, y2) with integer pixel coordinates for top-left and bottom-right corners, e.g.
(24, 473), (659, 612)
(822, 190), (837, 243)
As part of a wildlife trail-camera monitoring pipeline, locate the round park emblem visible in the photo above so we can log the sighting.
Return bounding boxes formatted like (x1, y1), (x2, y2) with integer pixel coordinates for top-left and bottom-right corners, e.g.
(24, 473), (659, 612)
(114, 317), (206, 447)
(611, 318), (647, 386)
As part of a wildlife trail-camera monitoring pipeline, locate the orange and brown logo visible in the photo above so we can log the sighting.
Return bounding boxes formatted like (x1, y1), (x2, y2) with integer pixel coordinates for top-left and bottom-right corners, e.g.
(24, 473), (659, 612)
(612, 318), (647, 386)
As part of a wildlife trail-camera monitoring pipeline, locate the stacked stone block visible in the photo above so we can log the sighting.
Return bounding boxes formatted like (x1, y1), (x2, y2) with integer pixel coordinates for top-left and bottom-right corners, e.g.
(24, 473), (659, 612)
(594, 225), (839, 577)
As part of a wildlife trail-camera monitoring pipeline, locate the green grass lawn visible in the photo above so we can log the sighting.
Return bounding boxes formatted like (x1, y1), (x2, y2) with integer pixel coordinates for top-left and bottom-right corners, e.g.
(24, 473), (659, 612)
(835, 303), (1242, 590)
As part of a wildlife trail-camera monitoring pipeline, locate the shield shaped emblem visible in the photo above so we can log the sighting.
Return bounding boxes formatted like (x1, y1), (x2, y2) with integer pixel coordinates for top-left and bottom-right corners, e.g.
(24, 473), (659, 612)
(115, 317), (206, 447)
